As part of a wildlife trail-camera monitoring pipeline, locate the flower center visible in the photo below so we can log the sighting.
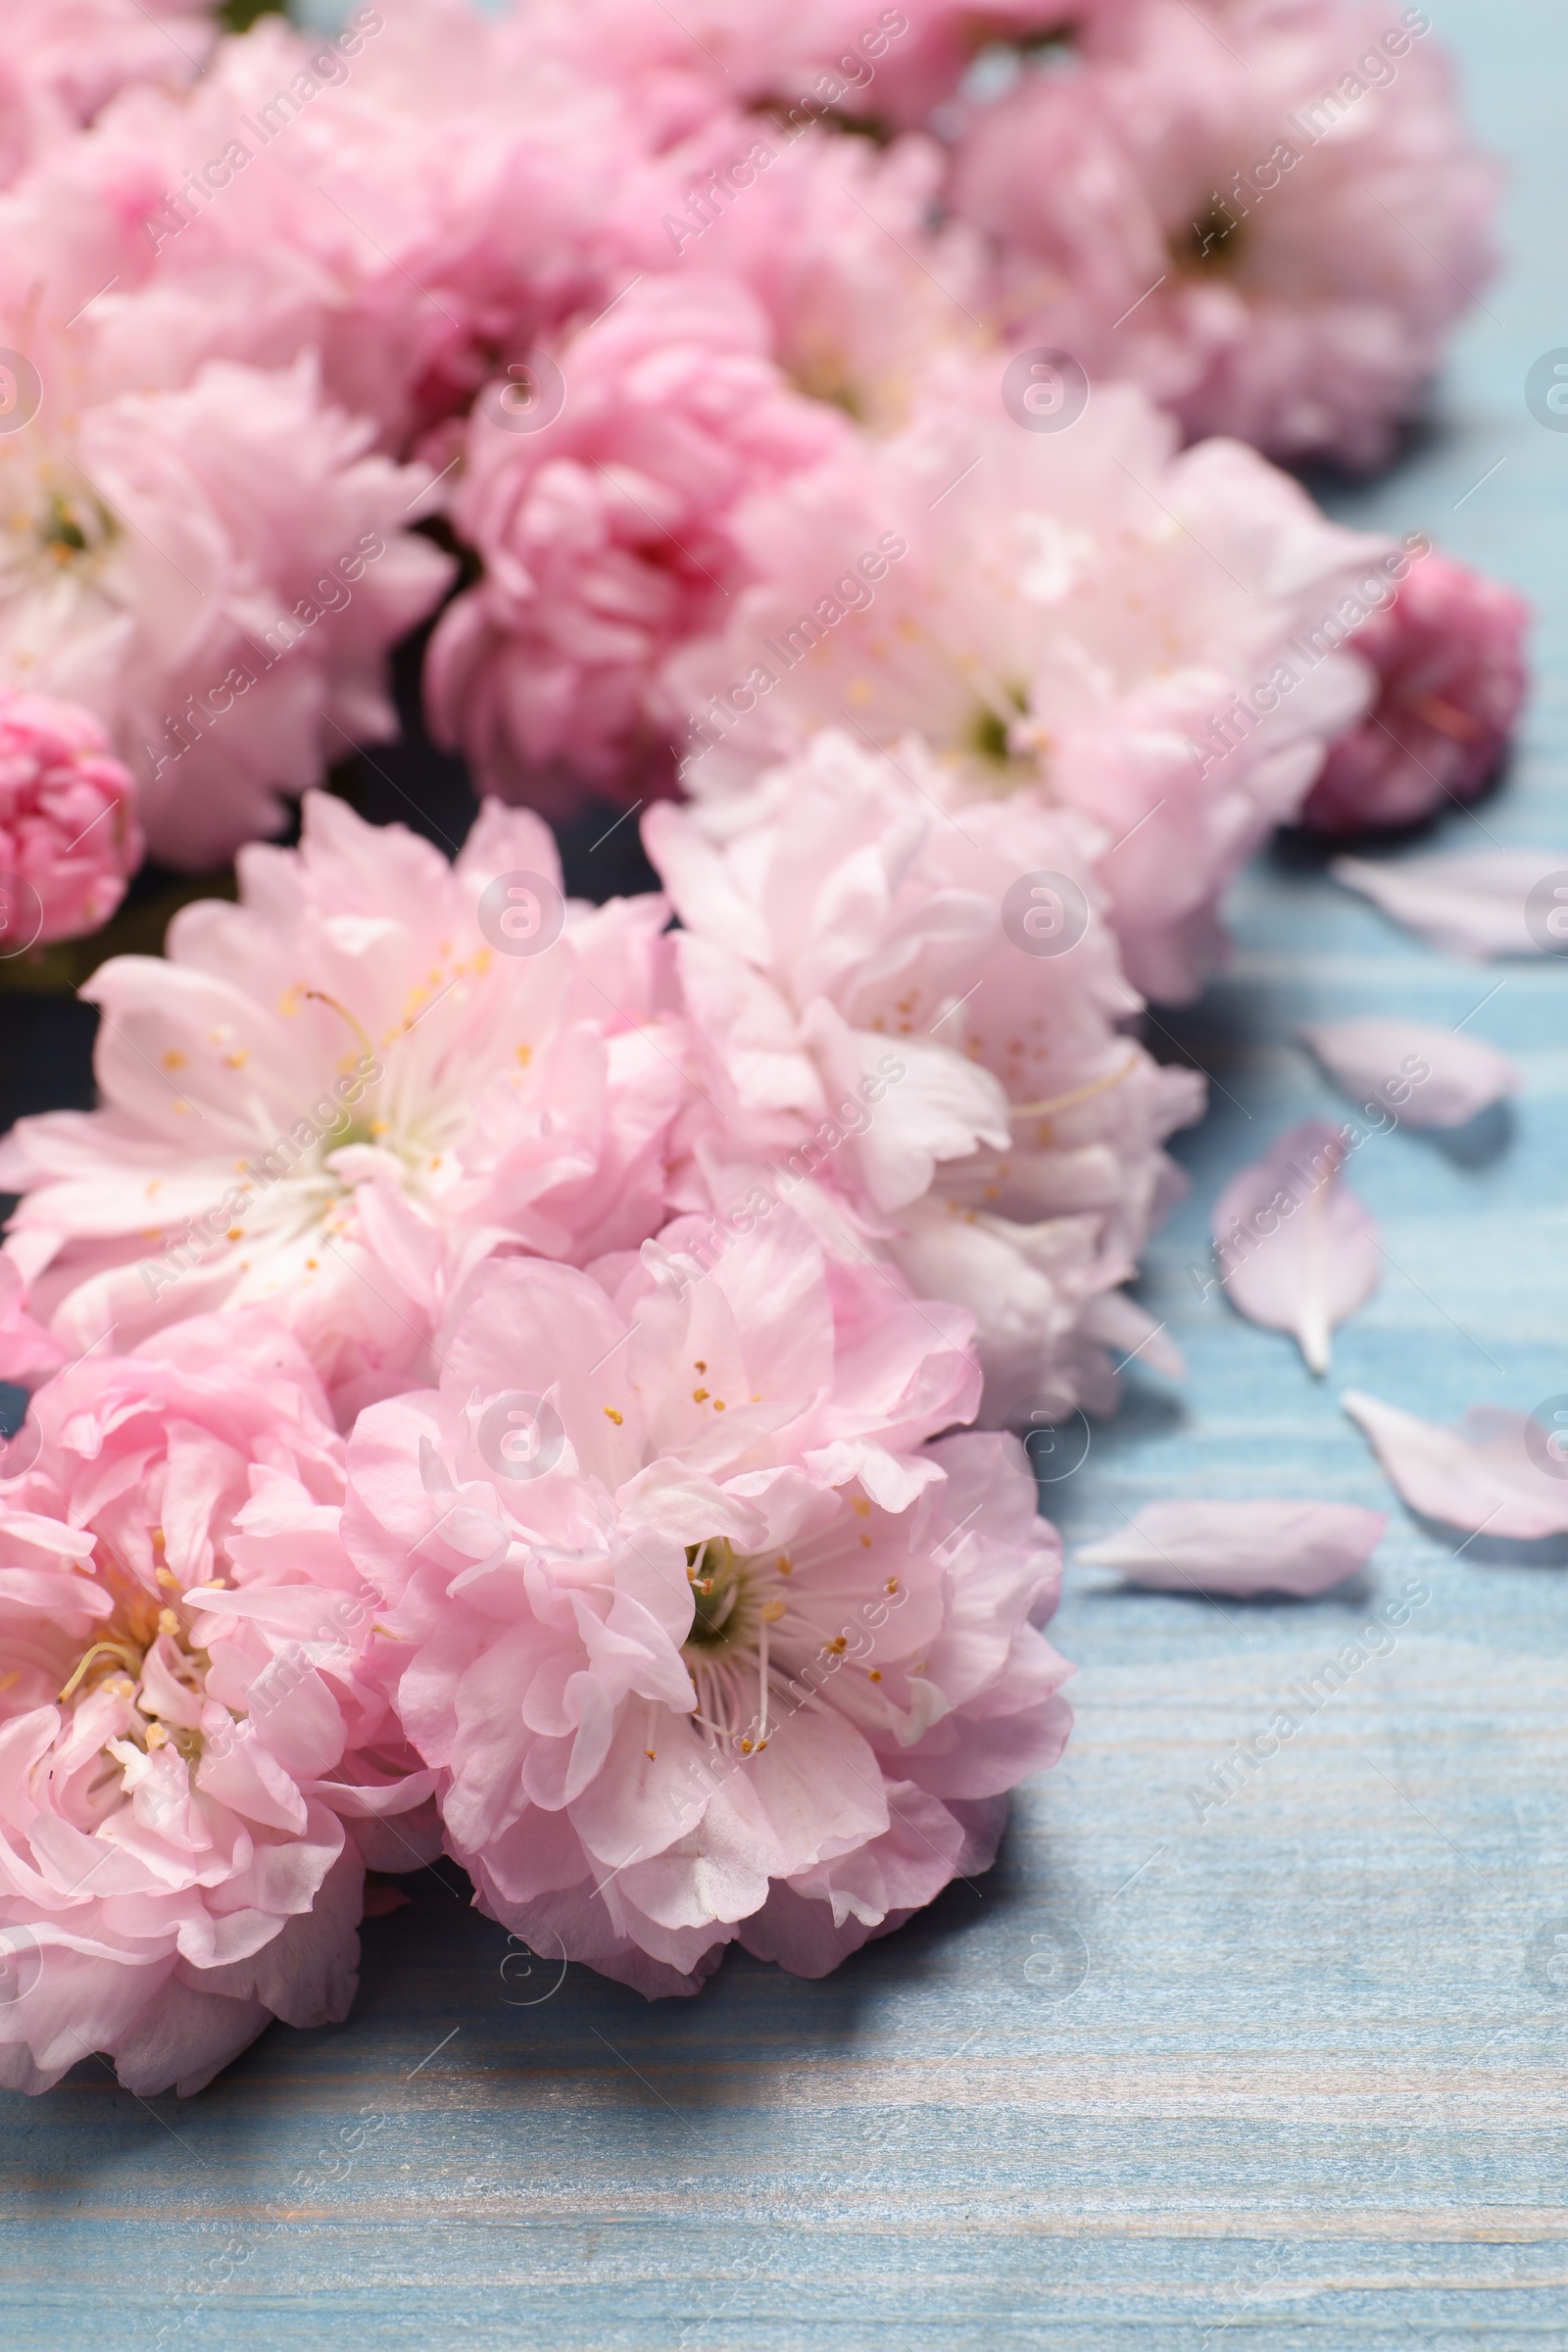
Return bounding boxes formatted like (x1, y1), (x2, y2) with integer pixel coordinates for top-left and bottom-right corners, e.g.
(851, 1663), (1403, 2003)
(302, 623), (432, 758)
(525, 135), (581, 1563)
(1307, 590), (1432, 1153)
(58, 1570), (213, 1767)
(1174, 197), (1248, 276)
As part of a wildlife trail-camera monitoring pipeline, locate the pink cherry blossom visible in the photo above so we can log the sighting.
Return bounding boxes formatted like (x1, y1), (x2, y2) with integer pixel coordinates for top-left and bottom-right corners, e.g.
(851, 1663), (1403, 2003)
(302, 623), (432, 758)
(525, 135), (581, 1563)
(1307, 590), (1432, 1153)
(665, 373), (1384, 1000)
(0, 794), (695, 1425)
(343, 1236), (1070, 1996)
(0, 354), (453, 869)
(1303, 554), (1529, 832)
(0, 1), (211, 190)
(659, 117), (987, 429)
(951, 0), (1500, 466)
(646, 732), (1200, 1427)
(0, 1312), (437, 2098)
(0, 3), (671, 456)
(0, 689), (141, 949)
(426, 274), (850, 816)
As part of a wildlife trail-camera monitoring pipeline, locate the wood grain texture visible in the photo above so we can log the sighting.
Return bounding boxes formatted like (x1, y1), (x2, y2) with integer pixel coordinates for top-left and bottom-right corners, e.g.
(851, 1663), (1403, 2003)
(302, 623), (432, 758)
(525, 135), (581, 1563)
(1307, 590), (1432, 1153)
(4, 3), (1568, 2345)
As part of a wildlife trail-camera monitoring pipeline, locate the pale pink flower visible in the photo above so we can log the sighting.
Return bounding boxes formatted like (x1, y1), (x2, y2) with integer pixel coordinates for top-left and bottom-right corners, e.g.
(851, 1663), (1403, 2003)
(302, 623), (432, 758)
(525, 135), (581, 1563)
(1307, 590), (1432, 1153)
(659, 118), (987, 429)
(0, 1313), (437, 2098)
(0, 689), (141, 948)
(426, 274), (850, 817)
(951, 0), (1500, 466)
(1303, 555), (1529, 832)
(9, 0), (212, 129)
(0, 4), (670, 456)
(0, 354), (452, 869)
(647, 732), (1200, 1427)
(0, 794), (694, 1425)
(665, 375), (1384, 1000)
(0, 1), (211, 190)
(343, 1237), (1071, 1995)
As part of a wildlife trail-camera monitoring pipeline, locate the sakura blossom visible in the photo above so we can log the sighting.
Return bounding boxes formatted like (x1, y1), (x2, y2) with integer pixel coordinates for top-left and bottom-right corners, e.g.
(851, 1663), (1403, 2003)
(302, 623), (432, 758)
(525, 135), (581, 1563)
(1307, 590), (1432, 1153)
(951, 0), (1500, 466)
(0, 1313), (437, 2097)
(665, 376), (1386, 1000)
(342, 1233), (1071, 1995)
(0, 688), (142, 949)
(1302, 555), (1530, 832)
(646, 731), (1201, 1428)
(0, 354), (452, 868)
(427, 273), (850, 816)
(0, 794), (694, 1424)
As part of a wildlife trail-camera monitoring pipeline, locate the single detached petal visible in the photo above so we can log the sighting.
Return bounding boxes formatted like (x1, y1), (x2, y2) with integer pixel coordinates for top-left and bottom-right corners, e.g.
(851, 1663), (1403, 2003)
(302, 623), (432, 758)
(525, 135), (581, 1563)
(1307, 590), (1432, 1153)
(1343, 1390), (1568, 1541)
(1301, 1017), (1520, 1129)
(1078, 1499), (1386, 1597)
(1331, 850), (1568, 960)
(1211, 1120), (1380, 1375)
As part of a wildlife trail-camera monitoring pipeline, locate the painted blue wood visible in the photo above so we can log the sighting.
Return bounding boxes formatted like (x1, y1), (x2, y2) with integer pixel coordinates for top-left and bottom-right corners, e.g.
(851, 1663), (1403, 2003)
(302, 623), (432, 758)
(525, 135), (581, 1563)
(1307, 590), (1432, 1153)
(3, 5), (1567, 2346)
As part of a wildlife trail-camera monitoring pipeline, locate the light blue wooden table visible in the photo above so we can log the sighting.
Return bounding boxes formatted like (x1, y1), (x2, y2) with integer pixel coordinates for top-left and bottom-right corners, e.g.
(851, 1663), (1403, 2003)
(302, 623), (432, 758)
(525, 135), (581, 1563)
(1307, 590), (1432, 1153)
(4, 4), (1566, 2344)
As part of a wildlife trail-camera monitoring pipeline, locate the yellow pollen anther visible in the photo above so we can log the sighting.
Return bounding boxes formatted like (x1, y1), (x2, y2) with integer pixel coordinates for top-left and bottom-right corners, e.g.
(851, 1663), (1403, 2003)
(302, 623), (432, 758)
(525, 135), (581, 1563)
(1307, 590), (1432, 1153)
(155, 1569), (179, 1590)
(884, 1578), (900, 1595)
(739, 1738), (755, 1754)
(859, 1534), (872, 1548)
(645, 1749), (657, 1762)
(760, 1599), (786, 1624)
(604, 1406), (623, 1425)
(157, 1608), (180, 1638)
(851, 1496), (871, 1519)
(692, 1388), (709, 1403)
(825, 1636), (848, 1655)
(775, 1554), (792, 1576)
(712, 1399), (725, 1411)
(0, 1669), (18, 1693)
(694, 1360), (707, 1374)
(161, 1050), (188, 1072)
(144, 1723), (170, 1750)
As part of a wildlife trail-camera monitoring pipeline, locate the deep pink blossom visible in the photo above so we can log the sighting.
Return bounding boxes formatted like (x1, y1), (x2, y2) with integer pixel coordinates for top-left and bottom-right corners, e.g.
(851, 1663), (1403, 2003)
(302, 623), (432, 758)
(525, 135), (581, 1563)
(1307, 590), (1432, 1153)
(1304, 555), (1529, 832)
(0, 690), (141, 948)
(426, 274), (849, 815)
(0, 1314), (437, 2097)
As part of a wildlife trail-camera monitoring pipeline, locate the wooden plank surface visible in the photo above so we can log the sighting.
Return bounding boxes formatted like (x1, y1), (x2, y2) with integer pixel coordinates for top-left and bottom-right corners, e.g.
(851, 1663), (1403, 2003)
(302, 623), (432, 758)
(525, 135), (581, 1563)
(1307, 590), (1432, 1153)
(3, 2), (1567, 2343)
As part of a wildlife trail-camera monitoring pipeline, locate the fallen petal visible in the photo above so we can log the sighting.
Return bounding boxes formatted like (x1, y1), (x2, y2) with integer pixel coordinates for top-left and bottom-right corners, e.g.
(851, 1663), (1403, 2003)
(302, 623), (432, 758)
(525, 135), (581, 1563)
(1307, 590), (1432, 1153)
(1078, 1499), (1386, 1597)
(1343, 1389), (1568, 1541)
(1211, 1119), (1381, 1374)
(1301, 1016), (1520, 1129)
(1332, 849), (1568, 959)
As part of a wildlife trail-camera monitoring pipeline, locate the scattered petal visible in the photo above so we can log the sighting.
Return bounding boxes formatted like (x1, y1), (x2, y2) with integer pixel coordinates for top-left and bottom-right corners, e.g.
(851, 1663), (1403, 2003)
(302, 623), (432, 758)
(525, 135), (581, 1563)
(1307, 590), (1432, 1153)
(1301, 1016), (1520, 1129)
(1332, 848), (1568, 960)
(1343, 1390), (1568, 1541)
(1078, 1499), (1386, 1597)
(1211, 1119), (1381, 1375)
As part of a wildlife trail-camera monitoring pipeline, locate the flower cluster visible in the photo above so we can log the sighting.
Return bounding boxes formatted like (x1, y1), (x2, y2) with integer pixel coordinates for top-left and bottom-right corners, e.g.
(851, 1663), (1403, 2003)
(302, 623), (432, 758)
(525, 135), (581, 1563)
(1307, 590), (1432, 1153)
(0, 0), (1528, 2095)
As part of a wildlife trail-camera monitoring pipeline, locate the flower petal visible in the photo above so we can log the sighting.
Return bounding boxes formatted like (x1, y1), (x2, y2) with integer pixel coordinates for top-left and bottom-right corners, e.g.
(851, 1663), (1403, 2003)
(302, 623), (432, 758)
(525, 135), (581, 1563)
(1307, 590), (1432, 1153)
(1211, 1119), (1380, 1374)
(1301, 1017), (1520, 1129)
(1332, 849), (1568, 960)
(1343, 1389), (1568, 1540)
(1077, 1498), (1386, 1597)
